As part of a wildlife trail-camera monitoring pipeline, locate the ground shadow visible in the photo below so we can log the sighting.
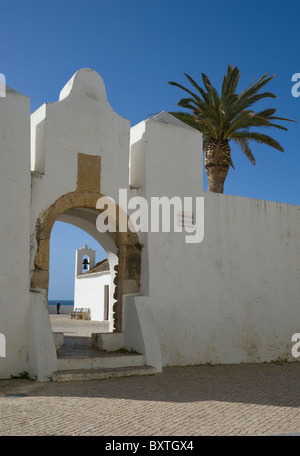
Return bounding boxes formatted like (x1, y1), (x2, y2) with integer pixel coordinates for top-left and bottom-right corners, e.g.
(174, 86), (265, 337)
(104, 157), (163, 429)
(1, 362), (300, 409)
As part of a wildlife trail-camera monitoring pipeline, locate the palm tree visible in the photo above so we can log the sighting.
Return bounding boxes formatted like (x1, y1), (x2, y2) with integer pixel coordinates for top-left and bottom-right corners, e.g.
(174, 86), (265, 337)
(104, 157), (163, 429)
(168, 65), (295, 193)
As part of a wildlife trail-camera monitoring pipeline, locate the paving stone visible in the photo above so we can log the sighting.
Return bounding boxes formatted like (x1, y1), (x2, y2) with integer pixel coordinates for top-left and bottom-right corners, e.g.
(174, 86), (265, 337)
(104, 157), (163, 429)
(1, 315), (299, 436)
(1, 363), (300, 436)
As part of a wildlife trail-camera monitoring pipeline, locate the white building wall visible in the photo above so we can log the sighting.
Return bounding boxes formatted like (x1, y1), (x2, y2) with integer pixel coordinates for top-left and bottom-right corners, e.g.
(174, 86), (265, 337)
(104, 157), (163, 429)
(74, 272), (111, 321)
(0, 87), (31, 378)
(129, 113), (300, 367)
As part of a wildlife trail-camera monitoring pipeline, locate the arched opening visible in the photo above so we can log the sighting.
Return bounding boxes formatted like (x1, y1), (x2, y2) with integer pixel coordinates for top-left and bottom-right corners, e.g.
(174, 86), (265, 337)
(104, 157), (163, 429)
(48, 221), (114, 354)
(48, 222), (108, 302)
(31, 191), (141, 334)
(82, 255), (91, 273)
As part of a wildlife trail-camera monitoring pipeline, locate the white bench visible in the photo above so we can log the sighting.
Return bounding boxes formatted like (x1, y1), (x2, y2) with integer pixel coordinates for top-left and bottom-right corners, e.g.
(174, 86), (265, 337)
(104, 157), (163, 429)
(71, 308), (90, 320)
(82, 308), (91, 320)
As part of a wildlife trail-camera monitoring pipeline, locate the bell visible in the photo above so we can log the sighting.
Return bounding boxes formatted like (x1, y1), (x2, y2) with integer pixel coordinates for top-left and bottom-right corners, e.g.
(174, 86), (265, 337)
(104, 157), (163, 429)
(82, 258), (89, 270)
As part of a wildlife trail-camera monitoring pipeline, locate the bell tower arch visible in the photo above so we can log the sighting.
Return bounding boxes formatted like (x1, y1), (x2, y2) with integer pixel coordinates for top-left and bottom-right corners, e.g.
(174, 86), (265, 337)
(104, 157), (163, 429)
(75, 244), (96, 275)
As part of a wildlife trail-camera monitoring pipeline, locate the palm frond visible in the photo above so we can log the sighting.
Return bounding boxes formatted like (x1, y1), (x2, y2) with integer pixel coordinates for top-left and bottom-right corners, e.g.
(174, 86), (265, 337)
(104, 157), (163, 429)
(183, 73), (210, 104)
(221, 65), (240, 98)
(232, 130), (285, 152)
(232, 137), (256, 165)
(168, 80), (202, 103)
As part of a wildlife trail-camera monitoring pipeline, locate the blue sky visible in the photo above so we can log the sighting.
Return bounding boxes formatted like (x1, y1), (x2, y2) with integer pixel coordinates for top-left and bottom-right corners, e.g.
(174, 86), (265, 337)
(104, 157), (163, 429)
(1, 0), (299, 299)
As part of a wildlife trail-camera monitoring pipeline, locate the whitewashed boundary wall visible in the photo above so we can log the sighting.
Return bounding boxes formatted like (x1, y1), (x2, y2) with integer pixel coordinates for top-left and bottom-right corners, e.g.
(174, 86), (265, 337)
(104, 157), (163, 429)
(129, 113), (300, 366)
(0, 87), (31, 378)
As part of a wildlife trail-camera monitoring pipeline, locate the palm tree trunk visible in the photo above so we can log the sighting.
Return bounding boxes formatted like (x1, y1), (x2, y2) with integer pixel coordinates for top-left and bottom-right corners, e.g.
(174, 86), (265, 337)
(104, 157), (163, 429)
(204, 139), (231, 193)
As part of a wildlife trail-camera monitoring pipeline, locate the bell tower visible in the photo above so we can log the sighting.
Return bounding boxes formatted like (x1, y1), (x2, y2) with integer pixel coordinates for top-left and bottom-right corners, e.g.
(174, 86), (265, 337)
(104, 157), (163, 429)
(75, 244), (96, 276)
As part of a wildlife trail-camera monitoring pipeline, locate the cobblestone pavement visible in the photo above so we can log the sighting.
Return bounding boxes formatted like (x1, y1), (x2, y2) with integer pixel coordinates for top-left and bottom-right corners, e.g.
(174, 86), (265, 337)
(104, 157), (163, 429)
(50, 314), (110, 337)
(1, 315), (299, 436)
(50, 314), (110, 357)
(1, 362), (300, 436)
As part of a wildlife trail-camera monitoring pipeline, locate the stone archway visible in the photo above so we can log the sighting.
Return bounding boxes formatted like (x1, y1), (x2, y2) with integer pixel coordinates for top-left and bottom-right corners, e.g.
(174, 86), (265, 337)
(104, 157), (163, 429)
(31, 190), (141, 332)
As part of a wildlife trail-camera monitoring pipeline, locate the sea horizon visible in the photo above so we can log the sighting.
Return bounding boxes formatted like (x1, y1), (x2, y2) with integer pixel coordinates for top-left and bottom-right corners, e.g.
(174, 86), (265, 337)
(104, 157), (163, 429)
(48, 300), (74, 306)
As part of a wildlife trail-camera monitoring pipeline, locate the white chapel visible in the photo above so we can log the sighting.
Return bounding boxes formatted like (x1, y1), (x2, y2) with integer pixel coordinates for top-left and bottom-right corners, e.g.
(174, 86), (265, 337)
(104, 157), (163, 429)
(74, 244), (112, 323)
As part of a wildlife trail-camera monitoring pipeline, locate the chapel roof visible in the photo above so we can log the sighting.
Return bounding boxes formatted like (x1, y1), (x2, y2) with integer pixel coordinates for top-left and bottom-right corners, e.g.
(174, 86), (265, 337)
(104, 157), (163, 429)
(84, 257), (109, 275)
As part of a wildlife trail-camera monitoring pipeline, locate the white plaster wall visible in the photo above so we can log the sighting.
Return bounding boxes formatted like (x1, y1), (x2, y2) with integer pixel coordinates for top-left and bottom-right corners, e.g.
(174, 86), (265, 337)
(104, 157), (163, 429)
(74, 272), (111, 321)
(123, 295), (163, 372)
(28, 290), (57, 381)
(130, 113), (300, 366)
(149, 195), (300, 366)
(0, 87), (31, 378)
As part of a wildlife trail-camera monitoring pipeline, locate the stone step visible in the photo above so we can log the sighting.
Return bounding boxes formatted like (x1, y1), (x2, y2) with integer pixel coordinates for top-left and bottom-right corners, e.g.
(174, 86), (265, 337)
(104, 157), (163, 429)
(52, 365), (157, 382)
(57, 353), (145, 371)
